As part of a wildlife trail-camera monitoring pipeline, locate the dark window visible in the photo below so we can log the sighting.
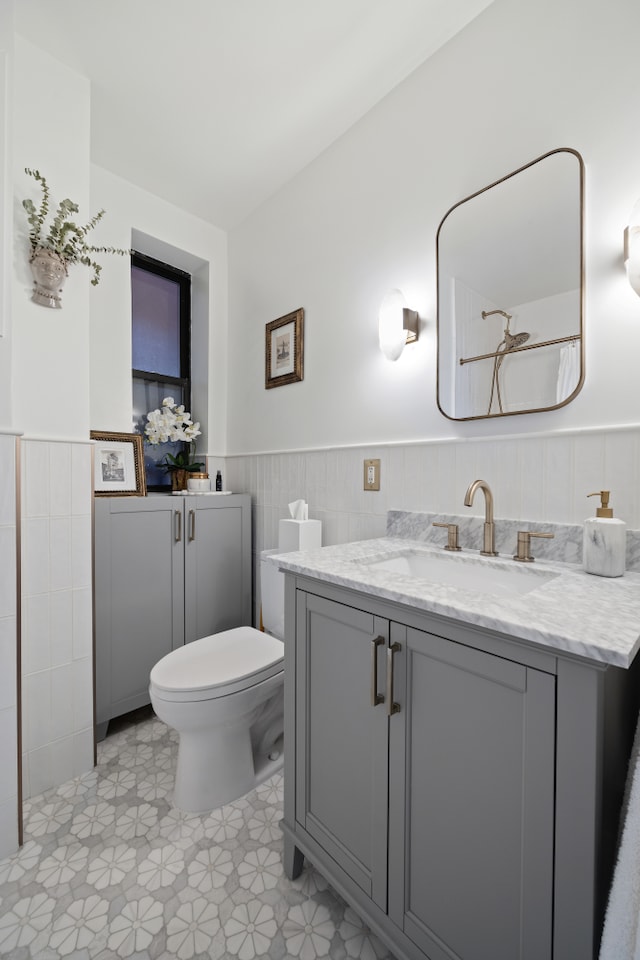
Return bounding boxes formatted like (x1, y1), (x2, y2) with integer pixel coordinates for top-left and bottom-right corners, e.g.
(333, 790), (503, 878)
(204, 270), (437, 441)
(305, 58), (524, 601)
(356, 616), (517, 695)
(131, 252), (191, 491)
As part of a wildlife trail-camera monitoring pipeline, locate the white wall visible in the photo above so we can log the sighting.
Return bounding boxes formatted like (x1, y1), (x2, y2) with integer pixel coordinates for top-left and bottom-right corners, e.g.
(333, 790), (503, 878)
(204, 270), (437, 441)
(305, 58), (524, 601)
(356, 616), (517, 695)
(0, 3), (17, 861)
(89, 166), (229, 457)
(0, 10), (12, 427)
(12, 37), (91, 441)
(227, 0), (640, 454)
(9, 37), (96, 810)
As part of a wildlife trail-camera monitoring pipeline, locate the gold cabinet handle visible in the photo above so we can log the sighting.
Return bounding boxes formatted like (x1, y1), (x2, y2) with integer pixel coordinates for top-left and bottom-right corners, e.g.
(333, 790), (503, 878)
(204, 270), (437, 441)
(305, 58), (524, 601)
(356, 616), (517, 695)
(386, 642), (401, 716)
(370, 636), (385, 707)
(174, 509), (182, 542)
(189, 509), (196, 541)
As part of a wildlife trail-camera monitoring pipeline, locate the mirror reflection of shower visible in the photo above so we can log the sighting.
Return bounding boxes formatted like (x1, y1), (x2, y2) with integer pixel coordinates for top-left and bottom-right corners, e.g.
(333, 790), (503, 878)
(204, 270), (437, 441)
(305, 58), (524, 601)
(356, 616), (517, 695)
(437, 148), (584, 421)
(483, 309), (530, 415)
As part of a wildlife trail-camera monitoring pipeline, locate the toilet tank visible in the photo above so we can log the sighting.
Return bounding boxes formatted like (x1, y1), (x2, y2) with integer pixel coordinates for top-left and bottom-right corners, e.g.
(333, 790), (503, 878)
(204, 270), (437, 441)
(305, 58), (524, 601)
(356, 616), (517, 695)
(260, 550), (285, 640)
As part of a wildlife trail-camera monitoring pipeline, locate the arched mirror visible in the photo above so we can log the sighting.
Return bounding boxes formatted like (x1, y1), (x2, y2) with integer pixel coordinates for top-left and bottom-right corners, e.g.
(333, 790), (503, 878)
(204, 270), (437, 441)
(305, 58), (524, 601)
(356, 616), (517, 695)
(436, 148), (584, 421)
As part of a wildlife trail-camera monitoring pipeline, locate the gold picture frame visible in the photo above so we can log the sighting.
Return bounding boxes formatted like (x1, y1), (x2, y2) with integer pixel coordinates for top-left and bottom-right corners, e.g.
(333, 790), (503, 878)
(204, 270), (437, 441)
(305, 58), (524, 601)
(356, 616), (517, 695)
(90, 431), (147, 497)
(265, 308), (304, 389)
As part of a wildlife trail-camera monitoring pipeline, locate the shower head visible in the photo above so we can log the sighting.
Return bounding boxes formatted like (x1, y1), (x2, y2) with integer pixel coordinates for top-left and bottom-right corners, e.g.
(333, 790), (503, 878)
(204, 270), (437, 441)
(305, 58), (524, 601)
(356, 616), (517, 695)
(504, 331), (529, 351)
(488, 323), (531, 415)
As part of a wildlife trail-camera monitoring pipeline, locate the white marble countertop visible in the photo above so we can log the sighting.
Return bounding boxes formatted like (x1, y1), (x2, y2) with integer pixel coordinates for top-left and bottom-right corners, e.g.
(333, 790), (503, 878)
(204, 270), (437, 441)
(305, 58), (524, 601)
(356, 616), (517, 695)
(269, 537), (640, 668)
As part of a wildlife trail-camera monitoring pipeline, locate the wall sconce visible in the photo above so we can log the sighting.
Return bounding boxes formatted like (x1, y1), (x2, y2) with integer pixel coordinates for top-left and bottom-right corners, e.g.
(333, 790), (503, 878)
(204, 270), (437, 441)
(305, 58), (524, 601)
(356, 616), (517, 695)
(624, 215), (640, 296)
(378, 289), (419, 361)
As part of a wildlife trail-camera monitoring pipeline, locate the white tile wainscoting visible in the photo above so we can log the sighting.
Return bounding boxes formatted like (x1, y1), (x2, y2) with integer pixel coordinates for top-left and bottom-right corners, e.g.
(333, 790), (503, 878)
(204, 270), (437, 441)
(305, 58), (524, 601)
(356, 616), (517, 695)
(20, 438), (94, 801)
(0, 432), (18, 859)
(221, 424), (640, 624)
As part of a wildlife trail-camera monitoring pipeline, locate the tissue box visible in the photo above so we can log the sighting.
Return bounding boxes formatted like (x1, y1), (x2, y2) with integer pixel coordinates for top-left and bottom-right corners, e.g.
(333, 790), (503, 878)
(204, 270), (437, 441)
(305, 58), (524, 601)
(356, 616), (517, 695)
(278, 519), (322, 553)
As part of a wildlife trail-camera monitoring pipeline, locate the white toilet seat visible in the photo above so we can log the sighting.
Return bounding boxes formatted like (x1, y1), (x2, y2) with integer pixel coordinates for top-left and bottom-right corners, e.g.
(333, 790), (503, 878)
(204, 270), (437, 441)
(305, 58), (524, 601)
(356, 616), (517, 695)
(150, 626), (284, 702)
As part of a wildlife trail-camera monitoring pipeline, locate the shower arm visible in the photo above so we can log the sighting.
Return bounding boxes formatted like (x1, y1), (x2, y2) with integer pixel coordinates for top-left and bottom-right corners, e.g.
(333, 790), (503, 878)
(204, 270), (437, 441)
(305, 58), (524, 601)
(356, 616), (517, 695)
(482, 308), (513, 339)
(459, 333), (581, 366)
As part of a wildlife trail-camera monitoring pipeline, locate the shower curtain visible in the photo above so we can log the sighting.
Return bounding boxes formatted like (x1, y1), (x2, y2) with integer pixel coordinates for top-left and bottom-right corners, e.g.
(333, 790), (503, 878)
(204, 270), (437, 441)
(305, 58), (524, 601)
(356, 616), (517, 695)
(556, 341), (579, 404)
(599, 713), (640, 959)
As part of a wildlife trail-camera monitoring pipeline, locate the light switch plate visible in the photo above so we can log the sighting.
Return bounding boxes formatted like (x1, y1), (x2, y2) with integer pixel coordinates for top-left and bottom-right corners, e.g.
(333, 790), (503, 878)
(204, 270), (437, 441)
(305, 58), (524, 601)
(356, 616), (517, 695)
(364, 458), (380, 491)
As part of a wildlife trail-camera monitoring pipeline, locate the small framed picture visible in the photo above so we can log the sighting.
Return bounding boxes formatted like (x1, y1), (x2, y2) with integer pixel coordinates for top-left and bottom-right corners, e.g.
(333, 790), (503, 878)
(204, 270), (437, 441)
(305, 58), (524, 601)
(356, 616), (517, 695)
(265, 308), (304, 389)
(90, 431), (147, 497)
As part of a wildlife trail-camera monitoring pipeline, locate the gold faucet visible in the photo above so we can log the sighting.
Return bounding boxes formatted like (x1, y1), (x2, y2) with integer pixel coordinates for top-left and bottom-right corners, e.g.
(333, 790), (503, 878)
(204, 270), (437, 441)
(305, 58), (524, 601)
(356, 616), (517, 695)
(464, 479), (498, 556)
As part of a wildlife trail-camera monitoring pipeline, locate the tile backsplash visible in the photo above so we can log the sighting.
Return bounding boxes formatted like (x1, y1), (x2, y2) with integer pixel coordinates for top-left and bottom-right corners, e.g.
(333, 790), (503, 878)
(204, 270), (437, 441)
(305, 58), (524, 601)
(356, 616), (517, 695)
(387, 510), (584, 563)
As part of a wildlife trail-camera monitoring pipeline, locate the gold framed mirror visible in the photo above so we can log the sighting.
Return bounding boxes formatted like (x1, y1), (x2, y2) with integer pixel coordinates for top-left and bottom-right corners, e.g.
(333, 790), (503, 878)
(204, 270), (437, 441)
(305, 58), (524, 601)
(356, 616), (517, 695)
(436, 148), (584, 421)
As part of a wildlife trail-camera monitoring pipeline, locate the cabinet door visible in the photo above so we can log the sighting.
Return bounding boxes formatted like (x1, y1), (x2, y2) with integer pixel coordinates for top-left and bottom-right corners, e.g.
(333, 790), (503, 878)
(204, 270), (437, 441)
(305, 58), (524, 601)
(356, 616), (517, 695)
(95, 498), (184, 726)
(183, 495), (251, 642)
(295, 592), (389, 909)
(388, 625), (555, 960)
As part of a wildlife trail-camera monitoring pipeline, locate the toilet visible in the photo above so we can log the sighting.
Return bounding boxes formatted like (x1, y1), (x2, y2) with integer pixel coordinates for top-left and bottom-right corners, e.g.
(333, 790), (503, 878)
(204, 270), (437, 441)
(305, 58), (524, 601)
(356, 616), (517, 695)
(149, 551), (285, 813)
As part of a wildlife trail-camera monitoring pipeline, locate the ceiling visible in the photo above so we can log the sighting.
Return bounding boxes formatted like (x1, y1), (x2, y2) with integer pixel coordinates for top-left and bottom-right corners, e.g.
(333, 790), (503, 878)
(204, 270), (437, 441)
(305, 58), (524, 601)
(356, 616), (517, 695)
(15, 0), (493, 229)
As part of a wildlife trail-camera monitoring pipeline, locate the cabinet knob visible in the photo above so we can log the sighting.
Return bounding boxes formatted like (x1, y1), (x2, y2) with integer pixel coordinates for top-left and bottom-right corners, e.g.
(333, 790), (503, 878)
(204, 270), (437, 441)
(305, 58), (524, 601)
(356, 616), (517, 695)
(189, 509), (196, 541)
(174, 509), (182, 542)
(513, 530), (554, 562)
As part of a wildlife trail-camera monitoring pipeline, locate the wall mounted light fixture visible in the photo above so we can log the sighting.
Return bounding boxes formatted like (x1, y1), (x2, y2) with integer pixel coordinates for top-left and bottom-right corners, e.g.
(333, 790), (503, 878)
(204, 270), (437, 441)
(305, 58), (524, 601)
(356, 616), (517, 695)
(378, 289), (419, 361)
(624, 206), (640, 296)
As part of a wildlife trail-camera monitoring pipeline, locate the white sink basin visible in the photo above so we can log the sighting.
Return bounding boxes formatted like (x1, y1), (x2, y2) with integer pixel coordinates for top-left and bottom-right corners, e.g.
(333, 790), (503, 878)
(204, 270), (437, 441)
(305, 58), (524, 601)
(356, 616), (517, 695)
(358, 549), (559, 598)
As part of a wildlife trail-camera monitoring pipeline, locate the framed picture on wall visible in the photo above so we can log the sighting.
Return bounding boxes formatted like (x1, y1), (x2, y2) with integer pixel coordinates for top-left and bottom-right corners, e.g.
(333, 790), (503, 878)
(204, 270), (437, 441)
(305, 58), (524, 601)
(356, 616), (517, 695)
(90, 431), (147, 496)
(265, 308), (304, 388)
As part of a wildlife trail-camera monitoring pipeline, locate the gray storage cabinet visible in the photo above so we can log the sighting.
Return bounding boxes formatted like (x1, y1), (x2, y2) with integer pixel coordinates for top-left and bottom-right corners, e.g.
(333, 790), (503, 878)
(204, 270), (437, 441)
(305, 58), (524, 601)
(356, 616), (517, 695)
(95, 494), (251, 738)
(282, 574), (640, 960)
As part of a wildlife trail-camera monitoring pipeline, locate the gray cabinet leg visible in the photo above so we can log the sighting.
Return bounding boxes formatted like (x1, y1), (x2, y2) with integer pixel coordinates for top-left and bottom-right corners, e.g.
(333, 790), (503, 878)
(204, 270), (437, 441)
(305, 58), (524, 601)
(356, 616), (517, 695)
(284, 836), (304, 879)
(95, 720), (109, 742)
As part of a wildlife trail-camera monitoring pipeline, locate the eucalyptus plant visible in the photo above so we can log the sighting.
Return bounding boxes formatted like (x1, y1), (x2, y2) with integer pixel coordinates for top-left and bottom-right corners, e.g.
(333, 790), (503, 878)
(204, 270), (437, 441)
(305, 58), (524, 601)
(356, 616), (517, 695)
(22, 167), (130, 285)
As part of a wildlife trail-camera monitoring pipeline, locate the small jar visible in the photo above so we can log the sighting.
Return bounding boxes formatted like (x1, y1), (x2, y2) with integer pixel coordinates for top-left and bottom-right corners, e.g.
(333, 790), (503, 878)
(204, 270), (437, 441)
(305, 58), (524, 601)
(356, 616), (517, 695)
(187, 472), (210, 493)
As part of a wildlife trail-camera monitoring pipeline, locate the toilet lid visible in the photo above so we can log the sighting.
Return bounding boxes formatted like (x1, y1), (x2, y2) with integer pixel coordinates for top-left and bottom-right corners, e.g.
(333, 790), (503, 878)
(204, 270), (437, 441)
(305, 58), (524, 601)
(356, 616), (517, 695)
(150, 626), (284, 699)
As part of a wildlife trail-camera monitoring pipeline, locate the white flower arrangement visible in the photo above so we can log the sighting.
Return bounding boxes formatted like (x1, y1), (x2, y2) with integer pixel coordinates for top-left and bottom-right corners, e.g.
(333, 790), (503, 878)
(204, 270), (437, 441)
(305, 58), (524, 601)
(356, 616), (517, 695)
(145, 397), (201, 445)
(144, 397), (203, 473)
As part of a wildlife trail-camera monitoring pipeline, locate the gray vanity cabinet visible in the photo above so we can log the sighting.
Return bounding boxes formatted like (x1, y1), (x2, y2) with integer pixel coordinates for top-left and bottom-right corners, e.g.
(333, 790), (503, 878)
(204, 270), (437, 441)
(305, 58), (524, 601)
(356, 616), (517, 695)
(293, 592), (390, 908)
(283, 574), (638, 960)
(95, 494), (251, 738)
(387, 625), (555, 960)
(291, 588), (554, 960)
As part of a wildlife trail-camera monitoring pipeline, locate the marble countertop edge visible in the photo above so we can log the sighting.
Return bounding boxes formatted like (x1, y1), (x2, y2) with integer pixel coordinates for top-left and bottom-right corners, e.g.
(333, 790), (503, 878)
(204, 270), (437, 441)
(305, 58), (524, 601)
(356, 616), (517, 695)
(269, 537), (640, 669)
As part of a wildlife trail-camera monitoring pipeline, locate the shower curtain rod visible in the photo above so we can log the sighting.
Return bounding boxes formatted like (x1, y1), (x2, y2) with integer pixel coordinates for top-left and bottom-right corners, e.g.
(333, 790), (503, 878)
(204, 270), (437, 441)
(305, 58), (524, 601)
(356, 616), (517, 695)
(459, 333), (581, 366)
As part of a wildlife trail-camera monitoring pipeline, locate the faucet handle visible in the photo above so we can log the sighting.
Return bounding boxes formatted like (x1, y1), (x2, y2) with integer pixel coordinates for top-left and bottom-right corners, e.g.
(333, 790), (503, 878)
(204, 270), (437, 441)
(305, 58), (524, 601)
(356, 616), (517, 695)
(432, 522), (462, 552)
(513, 530), (554, 563)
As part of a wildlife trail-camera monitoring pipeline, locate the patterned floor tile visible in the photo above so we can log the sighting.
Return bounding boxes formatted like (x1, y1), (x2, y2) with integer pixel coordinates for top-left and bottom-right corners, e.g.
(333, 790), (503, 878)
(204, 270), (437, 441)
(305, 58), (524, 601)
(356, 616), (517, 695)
(0, 711), (396, 959)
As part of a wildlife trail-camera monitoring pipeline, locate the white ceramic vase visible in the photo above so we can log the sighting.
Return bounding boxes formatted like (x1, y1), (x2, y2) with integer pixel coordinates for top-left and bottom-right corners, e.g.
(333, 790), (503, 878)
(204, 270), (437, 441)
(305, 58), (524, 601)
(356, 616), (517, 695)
(29, 247), (68, 308)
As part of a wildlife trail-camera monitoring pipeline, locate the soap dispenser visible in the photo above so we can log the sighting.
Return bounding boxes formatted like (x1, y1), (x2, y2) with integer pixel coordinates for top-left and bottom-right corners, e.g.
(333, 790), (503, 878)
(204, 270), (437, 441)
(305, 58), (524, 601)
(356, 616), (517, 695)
(583, 491), (626, 577)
